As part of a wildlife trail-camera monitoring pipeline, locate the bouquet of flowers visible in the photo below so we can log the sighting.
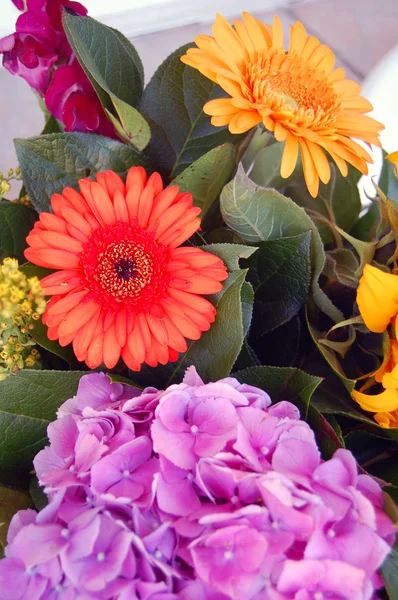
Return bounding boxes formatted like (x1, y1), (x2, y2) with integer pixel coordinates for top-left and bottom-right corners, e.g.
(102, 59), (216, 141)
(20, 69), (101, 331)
(0, 1), (397, 598)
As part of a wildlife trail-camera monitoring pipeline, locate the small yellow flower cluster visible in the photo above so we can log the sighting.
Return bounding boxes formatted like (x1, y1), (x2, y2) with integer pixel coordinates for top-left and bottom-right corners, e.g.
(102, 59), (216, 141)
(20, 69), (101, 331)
(0, 167), (22, 201)
(0, 258), (47, 380)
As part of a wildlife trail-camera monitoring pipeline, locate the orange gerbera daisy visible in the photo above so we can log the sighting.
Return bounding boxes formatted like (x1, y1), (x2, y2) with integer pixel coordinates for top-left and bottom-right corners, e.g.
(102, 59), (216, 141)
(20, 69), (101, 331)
(181, 13), (383, 197)
(24, 168), (228, 371)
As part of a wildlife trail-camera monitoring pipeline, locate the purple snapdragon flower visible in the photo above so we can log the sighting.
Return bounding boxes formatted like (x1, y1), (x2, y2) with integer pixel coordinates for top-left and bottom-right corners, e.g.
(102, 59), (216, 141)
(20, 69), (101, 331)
(0, 368), (395, 600)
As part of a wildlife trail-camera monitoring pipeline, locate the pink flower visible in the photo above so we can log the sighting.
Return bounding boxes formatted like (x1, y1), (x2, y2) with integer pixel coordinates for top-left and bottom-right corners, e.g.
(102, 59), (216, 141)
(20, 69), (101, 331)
(190, 525), (268, 599)
(44, 62), (116, 136)
(151, 386), (241, 470)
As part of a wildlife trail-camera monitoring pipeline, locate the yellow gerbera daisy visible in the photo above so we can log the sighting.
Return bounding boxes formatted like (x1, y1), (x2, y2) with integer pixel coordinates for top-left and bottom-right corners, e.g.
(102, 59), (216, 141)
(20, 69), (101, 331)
(181, 13), (384, 197)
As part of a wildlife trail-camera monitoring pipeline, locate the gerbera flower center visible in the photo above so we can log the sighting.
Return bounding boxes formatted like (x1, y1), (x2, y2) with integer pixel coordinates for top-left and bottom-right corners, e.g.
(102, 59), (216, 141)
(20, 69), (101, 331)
(81, 221), (170, 311)
(245, 52), (340, 127)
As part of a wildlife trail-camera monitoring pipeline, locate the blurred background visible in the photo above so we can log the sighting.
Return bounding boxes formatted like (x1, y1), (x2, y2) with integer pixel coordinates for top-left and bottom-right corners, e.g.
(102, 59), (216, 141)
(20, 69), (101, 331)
(0, 0), (397, 181)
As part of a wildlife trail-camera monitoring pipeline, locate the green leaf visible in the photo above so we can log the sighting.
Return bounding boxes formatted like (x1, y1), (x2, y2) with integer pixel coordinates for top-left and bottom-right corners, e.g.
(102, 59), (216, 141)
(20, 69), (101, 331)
(140, 43), (241, 179)
(29, 475), (47, 511)
(0, 370), (84, 470)
(132, 270), (247, 388)
(41, 114), (63, 135)
(63, 12), (143, 108)
(0, 486), (31, 556)
(106, 98), (150, 150)
(29, 318), (79, 368)
(379, 149), (398, 202)
(241, 281), (254, 337)
(244, 232), (311, 337)
(382, 542), (398, 600)
(15, 133), (149, 213)
(243, 134), (303, 189)
(334, 226), (377, 276)
(306, 405), (344, 459)
(285, 164), (362, 245)
(233, 365), (322, 419)
(0, 202), (38, 263)
(200, 243), (257, 271)
(220, 165), (342, 322)
(324, 248), (359, 287)
(172, 144), (235, 217)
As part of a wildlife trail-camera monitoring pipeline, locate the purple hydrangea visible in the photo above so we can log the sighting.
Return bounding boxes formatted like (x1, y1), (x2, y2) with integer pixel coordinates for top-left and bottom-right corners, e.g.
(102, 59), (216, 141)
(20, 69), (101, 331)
(0, 368), (395, 600)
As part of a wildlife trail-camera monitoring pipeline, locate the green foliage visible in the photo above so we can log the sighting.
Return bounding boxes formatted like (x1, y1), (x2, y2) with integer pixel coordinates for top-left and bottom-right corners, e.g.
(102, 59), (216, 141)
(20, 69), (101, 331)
(233, 365), (322, 419)
(0, 202), (38, 263)
(0, 370), (83, 470)
(382, 542), (398, 600)
(220, 165), (342, 322)
(140, 44), (241, 179)
(200, 243), (257, 271)
(15, 133), (149, 213)
(0, 486), (31, 556)
(285, 164), (362, 245)
(244, 232), (311, 337)
(172, 144), (236, 217)
(63, 11), (149, 150)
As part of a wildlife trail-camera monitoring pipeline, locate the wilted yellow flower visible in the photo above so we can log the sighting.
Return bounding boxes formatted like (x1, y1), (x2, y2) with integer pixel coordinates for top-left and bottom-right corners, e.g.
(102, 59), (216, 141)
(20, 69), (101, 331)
(0, 258), (46, 379)
(181, 13), (383, 197)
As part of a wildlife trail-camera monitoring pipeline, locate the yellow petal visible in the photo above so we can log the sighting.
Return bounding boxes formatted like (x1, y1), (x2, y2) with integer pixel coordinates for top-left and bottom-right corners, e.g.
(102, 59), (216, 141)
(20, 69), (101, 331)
(357, 264), (398, 333)
(375, 410), (398, 428)
(352, 388), (398, 413)
(280, 132), (299, 179)
(386, 151), (398, 168)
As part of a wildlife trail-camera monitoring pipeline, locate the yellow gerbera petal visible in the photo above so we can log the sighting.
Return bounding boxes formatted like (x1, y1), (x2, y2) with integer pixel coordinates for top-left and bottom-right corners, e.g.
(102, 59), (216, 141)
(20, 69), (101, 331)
(352, 388), (398, 413)
(386, 151), (398, 168)
(180, 12), (384, 198)
(357, 264), (398, 333)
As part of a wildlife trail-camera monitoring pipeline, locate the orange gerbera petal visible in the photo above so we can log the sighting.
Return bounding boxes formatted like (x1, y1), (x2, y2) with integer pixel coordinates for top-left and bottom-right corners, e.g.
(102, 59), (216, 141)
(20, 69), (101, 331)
(181, 12), (384, 198)
(25, 167), (227, 370)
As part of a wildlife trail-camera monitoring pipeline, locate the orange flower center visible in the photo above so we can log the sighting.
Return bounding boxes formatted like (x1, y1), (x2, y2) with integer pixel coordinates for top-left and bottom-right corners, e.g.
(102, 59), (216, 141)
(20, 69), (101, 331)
(245, 51), (340, 128)
(81, 222), (170, 311)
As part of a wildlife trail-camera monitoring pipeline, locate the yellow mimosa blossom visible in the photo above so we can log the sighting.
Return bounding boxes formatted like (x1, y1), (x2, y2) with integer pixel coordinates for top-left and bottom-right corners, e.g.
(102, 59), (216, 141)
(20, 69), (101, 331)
(181, 13), (383, 197)
(0, 258), (46, 380)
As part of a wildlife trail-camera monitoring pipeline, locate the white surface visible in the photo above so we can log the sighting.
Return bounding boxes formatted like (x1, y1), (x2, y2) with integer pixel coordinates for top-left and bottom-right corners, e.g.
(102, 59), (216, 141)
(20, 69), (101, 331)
(0, 0), (298, 38)
(358, 43), (398, 203)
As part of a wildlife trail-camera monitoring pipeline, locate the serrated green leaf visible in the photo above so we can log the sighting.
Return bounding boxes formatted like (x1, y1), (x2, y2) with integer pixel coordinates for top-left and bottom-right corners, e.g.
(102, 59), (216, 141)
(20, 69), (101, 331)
(233, 365), (322, 419)
(306, 405), (344, 459)
(63, 12), (143, 108)
(15, 133), (149, 213)
(41, 114), (63, 135)
(0, 370), (84, 470)
(285, 163), (362, 245)
(335, 226), (377, 276)
(0, 486), (32, 556)
(172, 144), (235, 217)
(244, 232), (311, 337)
(241, 281), (254, 337)
(324, 248), (359, 287)
(220, 165), (342, 322)
(140, 44), (241, 179)
(0, 202), (38, 262)
(200, 243), (257, 271)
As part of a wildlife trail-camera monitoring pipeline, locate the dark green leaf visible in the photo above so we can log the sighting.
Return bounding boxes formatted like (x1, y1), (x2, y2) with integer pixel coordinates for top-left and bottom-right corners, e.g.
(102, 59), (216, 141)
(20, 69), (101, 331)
(306, 405), (344, 459)
(233, 365), (322, 419)
(172, 144), (235, 217)
(200, 243), (257, 271)
(0, 202), (38, 262)
(0, 370), (84, 470)
(245, 233), (311, 336)
(63, 12), (144, 108)
(241, 281), (254, 337)
(140, 43), (241, 179)
(0, 486), (31, 555)
(344, 430), (395, 465)
(29, 318), (79, 368)
(105, 98), (150, 151)
(220, 166), (342, 322)
(323, 248), (359, 287)
(285, 164), (362, 245)
(29, 475), (47, 511)
(19, 263), (53, 280)
(132, 270), (247, 388)
(243, 134), (303, 189)
(15, 133), (149, 213)
(350, 200), (384, 241)
(41, 114), (63, 135)
(252, 315), (301, 367)
(382, 542), (398, 600)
